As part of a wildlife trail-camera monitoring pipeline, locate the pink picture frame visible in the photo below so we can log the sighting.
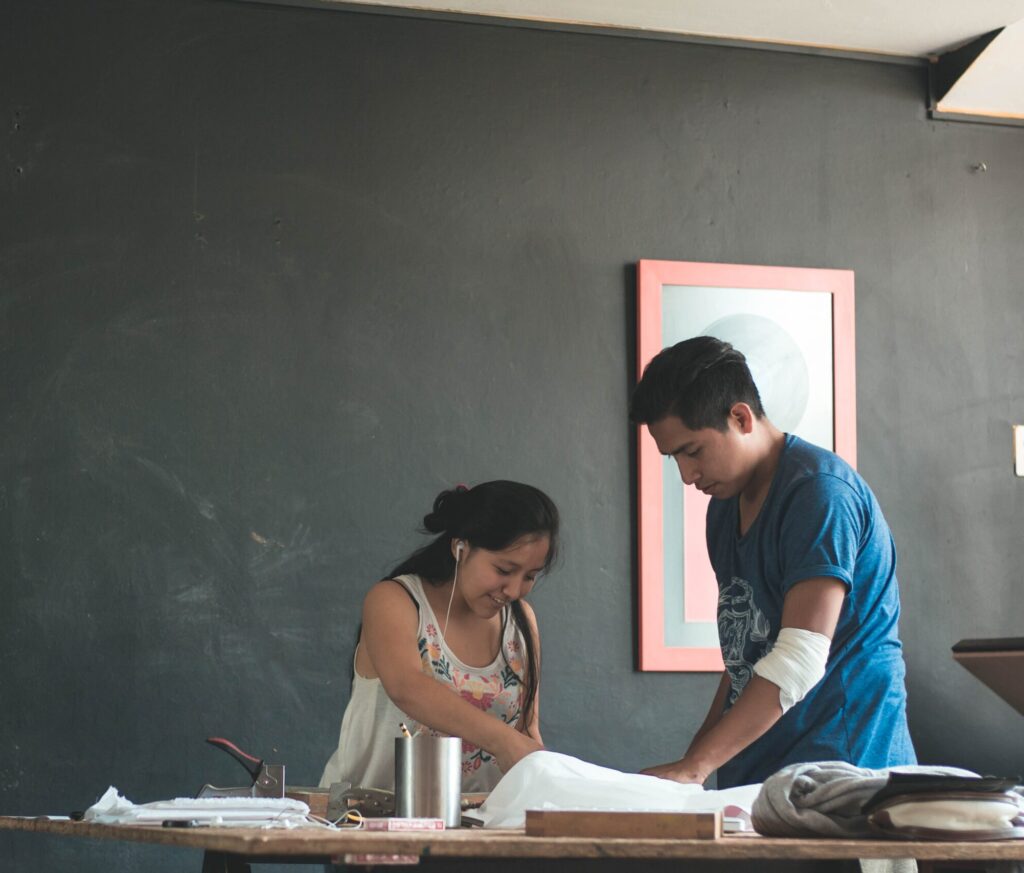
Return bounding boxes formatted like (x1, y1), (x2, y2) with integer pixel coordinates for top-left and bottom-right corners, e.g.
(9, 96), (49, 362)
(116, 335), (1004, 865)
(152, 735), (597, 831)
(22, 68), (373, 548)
(636, 260), (856, 672)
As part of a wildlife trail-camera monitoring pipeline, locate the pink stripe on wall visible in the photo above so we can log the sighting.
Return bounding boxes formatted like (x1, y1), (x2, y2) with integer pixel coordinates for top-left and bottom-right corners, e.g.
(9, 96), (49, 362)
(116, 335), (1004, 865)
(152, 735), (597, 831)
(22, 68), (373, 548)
(636, 261), (666, 664)
(683, 489), (717, 622)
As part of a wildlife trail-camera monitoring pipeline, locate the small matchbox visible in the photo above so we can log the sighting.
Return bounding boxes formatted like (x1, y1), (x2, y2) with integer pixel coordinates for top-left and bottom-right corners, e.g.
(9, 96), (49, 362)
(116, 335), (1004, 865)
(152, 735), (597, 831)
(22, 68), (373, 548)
(362, 817), (446, 831)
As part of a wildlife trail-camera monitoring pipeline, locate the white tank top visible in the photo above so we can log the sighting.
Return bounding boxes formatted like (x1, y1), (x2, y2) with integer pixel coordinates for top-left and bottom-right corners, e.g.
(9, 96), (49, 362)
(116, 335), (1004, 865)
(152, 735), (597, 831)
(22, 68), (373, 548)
(319, 574), (529, 792)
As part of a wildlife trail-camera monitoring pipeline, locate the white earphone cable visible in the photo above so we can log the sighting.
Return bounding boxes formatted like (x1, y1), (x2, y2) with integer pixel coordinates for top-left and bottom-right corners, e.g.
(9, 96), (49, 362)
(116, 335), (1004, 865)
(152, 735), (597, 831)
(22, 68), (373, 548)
(441, 545), (461, 639)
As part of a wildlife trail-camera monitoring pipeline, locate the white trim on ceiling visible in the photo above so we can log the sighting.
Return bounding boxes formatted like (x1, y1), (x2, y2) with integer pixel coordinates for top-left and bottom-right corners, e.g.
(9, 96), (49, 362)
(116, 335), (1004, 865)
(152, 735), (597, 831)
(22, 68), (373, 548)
(306, 0), (1024, 58)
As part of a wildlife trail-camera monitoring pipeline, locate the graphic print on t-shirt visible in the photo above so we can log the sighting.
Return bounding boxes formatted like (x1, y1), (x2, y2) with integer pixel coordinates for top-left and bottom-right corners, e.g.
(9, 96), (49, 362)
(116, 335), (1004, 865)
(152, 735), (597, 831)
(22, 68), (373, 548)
(718, 576), (772, 705)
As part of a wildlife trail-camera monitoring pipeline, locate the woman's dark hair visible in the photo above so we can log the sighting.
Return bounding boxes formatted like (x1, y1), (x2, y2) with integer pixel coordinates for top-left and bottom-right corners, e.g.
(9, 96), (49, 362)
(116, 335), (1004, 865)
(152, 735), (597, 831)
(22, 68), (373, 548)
(629, 336), (765, 430)
(388, 480), (559, 734)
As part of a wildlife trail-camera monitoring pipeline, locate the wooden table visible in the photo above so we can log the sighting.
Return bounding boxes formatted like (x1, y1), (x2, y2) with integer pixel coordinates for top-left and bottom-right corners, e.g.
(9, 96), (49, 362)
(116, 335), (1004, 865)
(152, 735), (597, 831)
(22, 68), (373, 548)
(4, 816), (1024, 872)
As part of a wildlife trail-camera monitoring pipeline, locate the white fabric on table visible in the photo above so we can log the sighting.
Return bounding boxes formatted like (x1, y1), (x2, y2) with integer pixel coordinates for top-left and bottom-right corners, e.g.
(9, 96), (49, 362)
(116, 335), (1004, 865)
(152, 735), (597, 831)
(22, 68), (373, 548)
(884, 798), (1021, 830)
(83, 786), (312, 828)
(474, 751), (761, 828)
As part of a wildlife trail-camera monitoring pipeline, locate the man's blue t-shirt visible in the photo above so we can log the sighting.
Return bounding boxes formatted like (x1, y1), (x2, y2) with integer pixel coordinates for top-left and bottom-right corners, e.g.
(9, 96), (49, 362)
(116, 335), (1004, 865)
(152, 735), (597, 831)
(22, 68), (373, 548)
(708, 434), (916, 788)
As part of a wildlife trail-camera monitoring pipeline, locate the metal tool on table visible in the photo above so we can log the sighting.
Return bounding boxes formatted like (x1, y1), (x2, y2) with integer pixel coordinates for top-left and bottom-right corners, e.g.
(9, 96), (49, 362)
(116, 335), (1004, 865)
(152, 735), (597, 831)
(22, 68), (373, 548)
(326, 781), (395, 819)
(324, 783), (486, 822)
(323, 726), (480, 824)
(197, 737), (285, 798)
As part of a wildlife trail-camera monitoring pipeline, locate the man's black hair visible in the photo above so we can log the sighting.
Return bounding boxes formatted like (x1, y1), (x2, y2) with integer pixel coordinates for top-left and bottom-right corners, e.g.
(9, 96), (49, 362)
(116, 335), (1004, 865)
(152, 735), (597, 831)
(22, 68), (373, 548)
(629, 336), (765, 431)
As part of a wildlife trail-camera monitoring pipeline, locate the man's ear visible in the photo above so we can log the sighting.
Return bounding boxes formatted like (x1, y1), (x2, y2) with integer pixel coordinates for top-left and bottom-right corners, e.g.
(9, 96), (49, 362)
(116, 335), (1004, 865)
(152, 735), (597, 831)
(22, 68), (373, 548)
(730, 402), (756, 434)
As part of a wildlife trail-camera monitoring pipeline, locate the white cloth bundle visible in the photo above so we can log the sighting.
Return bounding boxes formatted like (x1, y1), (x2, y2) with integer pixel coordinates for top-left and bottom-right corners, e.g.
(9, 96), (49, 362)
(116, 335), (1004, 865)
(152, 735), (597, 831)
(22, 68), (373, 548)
(83, 786), (312, 828)
(474, 751), (761, 829)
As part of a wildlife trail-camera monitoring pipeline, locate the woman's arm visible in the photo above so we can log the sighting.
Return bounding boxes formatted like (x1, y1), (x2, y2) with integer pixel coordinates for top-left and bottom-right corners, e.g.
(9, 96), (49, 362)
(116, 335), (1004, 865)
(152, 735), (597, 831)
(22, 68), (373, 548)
(361, 580), (542, 772)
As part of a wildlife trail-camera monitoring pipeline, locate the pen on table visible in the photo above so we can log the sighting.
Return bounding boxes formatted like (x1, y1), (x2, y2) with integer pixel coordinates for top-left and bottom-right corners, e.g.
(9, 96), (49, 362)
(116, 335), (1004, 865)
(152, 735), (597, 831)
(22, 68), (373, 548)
(162, 820), (199, 828)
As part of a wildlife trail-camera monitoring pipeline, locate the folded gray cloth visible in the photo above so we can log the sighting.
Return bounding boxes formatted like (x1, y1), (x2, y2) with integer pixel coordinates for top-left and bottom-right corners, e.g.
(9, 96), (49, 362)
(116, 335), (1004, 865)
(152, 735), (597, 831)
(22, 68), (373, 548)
(751, 760), (978, 837)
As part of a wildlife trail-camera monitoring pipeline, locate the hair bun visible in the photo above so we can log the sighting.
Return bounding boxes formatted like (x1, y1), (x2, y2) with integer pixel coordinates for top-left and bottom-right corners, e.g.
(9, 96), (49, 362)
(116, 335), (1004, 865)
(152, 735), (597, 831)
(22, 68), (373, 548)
(422, 484), (469, 533)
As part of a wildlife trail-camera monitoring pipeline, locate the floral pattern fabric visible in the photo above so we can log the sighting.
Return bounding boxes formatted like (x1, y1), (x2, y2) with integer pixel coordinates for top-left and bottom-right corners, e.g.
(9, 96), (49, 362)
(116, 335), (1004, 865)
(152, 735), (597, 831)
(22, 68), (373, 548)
(413, 614), (526, 777)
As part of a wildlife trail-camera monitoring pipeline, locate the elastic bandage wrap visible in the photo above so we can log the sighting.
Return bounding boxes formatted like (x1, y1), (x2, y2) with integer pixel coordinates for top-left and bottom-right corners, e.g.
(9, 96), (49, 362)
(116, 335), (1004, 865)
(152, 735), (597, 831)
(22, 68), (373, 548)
(752, 627), (832, 713)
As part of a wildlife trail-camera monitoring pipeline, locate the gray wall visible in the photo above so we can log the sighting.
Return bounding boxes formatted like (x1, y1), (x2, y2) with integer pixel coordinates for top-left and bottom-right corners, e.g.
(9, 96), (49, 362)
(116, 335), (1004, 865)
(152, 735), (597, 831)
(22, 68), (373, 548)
(2, 0), (1023, 869)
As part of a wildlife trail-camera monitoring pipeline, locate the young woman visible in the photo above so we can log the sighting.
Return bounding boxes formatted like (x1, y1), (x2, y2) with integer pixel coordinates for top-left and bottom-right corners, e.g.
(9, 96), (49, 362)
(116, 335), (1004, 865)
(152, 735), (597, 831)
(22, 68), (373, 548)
(320, 481), (559, 792)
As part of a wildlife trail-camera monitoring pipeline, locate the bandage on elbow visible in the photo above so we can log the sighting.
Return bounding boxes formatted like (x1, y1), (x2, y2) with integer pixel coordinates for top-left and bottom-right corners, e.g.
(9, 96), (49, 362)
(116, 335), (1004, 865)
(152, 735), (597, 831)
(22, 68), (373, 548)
(752, 627), (832, 713)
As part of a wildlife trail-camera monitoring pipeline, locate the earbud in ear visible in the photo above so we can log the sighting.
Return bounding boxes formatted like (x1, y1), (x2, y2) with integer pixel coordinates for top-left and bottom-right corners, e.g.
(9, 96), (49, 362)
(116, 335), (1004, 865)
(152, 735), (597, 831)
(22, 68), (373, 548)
(455, 541), (464, 560)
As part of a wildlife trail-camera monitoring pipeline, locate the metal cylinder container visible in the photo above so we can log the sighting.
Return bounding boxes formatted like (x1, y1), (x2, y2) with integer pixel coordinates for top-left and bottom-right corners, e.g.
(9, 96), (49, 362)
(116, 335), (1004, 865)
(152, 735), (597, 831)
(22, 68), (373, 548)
(394, 735), (463, 827)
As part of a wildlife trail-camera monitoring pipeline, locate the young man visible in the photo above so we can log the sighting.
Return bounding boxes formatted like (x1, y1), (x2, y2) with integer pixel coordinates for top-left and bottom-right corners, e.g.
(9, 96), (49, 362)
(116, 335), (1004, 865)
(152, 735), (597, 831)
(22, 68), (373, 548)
(630, 336), (916, 788)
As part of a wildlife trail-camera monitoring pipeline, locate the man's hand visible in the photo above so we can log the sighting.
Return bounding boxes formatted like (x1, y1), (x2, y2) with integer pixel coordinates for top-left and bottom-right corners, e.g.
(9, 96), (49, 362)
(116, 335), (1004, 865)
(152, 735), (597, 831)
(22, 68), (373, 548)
(640, 757), (710, 785)
(641, 579), (847, 786)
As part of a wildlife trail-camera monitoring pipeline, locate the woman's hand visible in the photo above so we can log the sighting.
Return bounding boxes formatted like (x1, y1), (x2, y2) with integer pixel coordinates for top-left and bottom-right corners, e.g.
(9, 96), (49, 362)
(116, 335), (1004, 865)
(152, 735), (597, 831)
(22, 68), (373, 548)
(640, 757), (710, 785)
(495, 730), (544, 774)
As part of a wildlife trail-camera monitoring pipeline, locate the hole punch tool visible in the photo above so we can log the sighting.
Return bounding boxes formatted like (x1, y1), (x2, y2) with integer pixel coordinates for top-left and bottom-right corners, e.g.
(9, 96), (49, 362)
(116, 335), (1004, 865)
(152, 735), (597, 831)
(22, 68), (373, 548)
(197, 737), (285, 799)
(326, 781), (396, 820)
(323, 784), (489, 822)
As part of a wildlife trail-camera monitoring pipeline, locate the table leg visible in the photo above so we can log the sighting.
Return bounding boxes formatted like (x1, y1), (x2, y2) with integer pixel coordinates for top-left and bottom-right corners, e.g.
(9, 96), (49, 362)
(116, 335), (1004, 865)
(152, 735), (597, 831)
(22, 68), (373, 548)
(201, 850), (252, 873)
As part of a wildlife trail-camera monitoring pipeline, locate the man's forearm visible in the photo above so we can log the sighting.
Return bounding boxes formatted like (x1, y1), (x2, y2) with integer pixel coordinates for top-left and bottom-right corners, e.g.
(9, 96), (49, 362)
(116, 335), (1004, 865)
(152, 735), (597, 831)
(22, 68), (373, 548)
(686, 672), (732, 752)
(681, 676), (783, 778)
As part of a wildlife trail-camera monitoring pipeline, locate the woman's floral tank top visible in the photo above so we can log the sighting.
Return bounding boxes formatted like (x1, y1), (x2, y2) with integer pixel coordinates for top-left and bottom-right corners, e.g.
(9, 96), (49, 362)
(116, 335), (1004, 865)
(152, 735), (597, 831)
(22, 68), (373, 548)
(395, 574), (527, 790)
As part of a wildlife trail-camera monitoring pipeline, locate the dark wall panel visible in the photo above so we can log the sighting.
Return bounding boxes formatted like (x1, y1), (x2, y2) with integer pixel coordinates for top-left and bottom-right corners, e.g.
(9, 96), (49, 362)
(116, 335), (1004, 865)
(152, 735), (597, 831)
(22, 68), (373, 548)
(2, 1), (1023, 869)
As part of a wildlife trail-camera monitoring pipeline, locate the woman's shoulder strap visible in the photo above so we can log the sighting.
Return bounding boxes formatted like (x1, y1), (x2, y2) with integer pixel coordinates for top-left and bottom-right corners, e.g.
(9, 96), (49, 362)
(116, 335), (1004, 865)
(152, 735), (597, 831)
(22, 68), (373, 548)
(384, 574), (422, 611)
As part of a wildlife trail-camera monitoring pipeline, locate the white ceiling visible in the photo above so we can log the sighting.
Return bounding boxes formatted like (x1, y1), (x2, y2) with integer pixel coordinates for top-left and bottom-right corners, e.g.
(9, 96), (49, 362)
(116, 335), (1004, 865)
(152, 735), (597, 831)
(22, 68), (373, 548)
(306, 0), (1024, 120)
